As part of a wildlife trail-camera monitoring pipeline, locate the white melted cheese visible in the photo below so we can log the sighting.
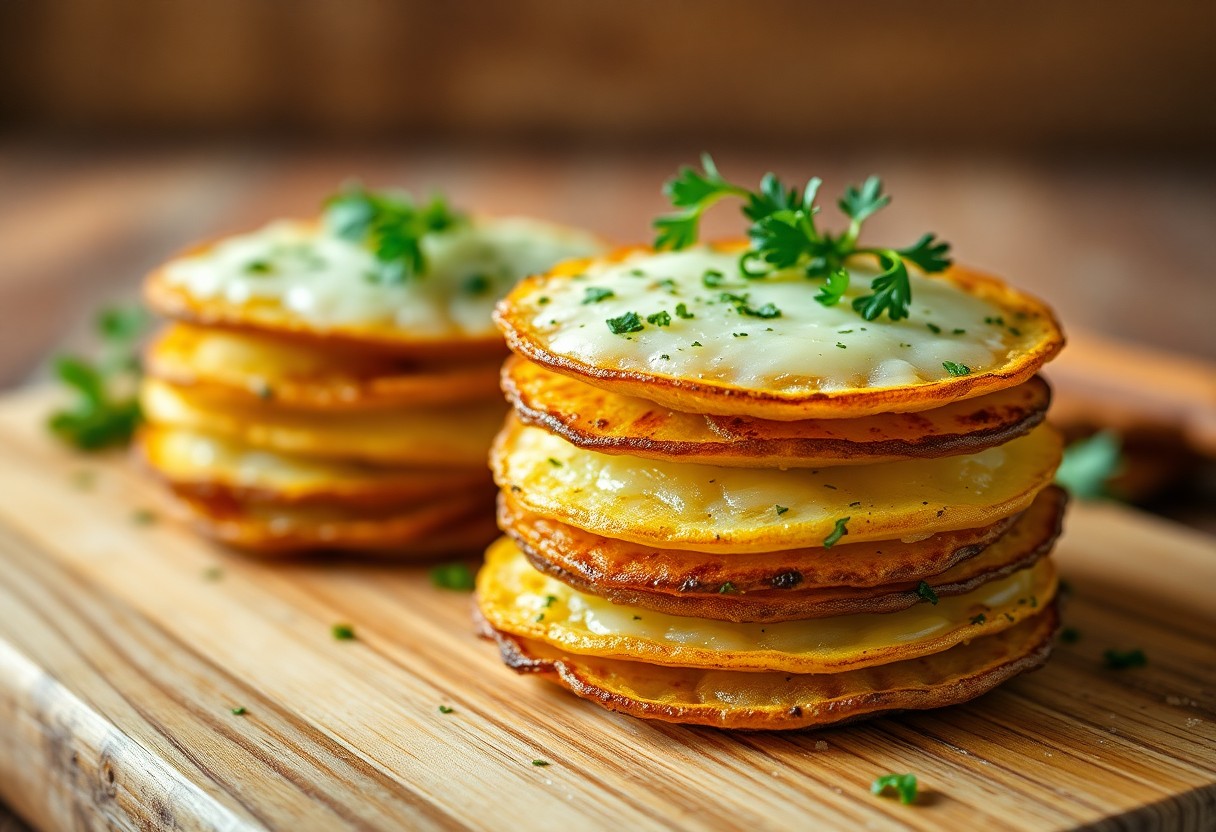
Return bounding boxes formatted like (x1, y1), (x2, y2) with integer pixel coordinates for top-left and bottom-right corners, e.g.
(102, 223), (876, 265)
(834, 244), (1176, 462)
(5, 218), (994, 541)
(484, 538), (1055, 669)
(163, 217), (602, 336)
(496, 421), (1060, 551)
(529, 248), (1015, 391)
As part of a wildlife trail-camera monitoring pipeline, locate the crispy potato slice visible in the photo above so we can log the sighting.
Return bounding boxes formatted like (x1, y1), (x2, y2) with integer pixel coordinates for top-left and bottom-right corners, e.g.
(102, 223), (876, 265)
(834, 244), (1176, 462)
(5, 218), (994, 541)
(136, 425), (490, 506)
(145, 324), (503, 411)
(476, 536), (1058, 673)
(504, 355), (1051, 467)
(479, 603), (1058, 730)
(492, 416), (1062, 552)
(146, 217), (603, 358)
(495, 244), (1064, 420)
(142, 378), (505, 468)
(504, 486), (1065, 622)
(182, 493), (498, 556)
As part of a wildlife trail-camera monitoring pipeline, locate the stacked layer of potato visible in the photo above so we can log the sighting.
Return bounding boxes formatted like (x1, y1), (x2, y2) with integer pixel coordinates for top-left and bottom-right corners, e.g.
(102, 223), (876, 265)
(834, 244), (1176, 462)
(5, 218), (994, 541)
(137, 216), (601, 556)
(477, 244), (1067, 729)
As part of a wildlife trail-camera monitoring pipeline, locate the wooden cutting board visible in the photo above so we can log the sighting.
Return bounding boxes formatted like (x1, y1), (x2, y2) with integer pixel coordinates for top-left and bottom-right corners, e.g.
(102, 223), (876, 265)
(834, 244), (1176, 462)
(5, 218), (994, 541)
(0, 387), (1213, 832)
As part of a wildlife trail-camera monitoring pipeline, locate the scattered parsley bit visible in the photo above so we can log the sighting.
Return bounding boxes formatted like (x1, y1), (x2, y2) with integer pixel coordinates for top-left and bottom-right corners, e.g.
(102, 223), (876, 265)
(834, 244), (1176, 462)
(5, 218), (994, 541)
(582, 286), (615, 304)
(738, 302), (781, 319)
(915, 581), (940, 605)
(547, 457), (563, 467)
(667, 302), (692, 320)
(131, 509), (158, 526)
(1055, 431), (1122, 500)
(942, 361), (972, 377)
(438, 705), (454, 714)
(542, 595), (557, 608)
(1103, 648), (1147, 669)
(822, 517), (850, 548)
(537, 296), (551, 306)
(462, 274), (492, 295)
(534, 613), (545, 622)
(647, 310), (672, 326)
(702, 269), (725, 287)
(871, 773), (918, 805)
(775, 505), (789, 516)
(230, 706), (248, 716)
(659, 353), (670, 360)
(984, 316), (1005, 325)
(243, 259), (275, 275)
(653, 155), (950, 321)
(718, 582), (737, 594)
(1060, 627), (1081, 644)
(926, 322), (942, 334)
(531, 759), (551, 767)
(331, 623), (356, 641)
(48, 305), (149, 451)
(606, 311), (645, 335)
(952, 328), (966, 335)
(836, 342), (847, 349)
(628, 268), (646, 277)
(732, 332), (748, 338)
(691, 340), (703, 347)
(325, 184), (462, 283)
(970, 613), (986, 625)
(430, 562), (476, 591)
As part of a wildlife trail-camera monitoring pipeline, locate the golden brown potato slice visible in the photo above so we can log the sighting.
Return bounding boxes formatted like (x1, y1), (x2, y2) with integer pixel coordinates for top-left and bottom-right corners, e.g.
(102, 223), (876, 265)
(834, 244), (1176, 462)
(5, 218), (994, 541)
(146, 217), (603, 359)
(141, 378), (505, 468)
(479, 603), (1058, 730)
(476, 536), (1058, 673)
(145, 324), (503, 411)
(504, 486), (1065, 622)
(137, 425), (490, 507)
(492, 416), (1063, 552)
(182, 493), (498, 556)
(504, 355), (1051, 467)
(495, 243), (1064, 420)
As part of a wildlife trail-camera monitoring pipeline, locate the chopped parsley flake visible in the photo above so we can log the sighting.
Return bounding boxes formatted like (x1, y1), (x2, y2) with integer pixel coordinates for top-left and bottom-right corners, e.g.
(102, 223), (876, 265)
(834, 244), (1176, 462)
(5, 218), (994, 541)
(926, 322), (942, 334)
(647, 310), (672, 326)
(738, 302), (781, 319)
(952, 328), (966, 335)
(230, 706), (248, 716)
(537, 296), (551, 305)
(547, 457), (563, 467)
(1103, 648), (1147, 669)
(606, 311), (645, 334)
(244, 259), (275, 275)
(531, 759), (551, 767)
(331, 623), (356, 641)
(718, 582), (737, 594)
(732, 332), (748, 337)
(942, 361), (971, 376)
(836, 342), (847, 349)
(438, 705), (454, 714)
(775, 505), (789, 515)
(970, 613), (986, 625)
(462, 274), (492, 295)
(430, 562), (476, 591)
(822, 517), (850, 548)
(582, 286), (615, 304)
(871, 773), (918, 805)
(691, 340), (703, 347)
(702, 269), (725, 287)
(915, 581), (940, 605)
(675, 302), (695, 319)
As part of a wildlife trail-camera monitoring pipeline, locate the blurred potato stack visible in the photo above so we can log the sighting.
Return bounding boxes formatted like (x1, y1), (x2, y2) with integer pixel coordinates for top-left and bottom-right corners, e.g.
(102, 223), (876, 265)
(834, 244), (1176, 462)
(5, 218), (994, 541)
(137, 187), (603, 557)
(477, 237), (1069, 729)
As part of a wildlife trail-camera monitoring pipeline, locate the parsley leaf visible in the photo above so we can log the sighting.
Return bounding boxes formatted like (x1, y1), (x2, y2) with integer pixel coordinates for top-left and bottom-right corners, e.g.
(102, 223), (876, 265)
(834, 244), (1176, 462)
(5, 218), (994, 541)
(822, 517), (850, 548)
(331, 623), (356, 641)
(647, 310), (672, 327)
(582, 286), (615, 304)
(674, 303), (695, 319)
(871, 773), (918, 805)
(942, 361), (972, 377)
(654, 157), (952, 321)
(915, 581), (940, 605)
(606, 311), (645, 334)
(324, 185), (463, 283)
(430, 562), (476, 591)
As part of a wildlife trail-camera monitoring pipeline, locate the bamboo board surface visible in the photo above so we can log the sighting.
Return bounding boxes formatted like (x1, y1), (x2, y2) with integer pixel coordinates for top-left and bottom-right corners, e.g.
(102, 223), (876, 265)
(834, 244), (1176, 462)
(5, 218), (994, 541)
(0, 387), (1213, 832)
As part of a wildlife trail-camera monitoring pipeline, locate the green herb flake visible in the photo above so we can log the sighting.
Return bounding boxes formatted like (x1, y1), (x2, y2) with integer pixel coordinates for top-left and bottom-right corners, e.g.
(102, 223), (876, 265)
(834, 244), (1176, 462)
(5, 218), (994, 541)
(822, 517), (850, 549)
(970, 613), (986, 625)
(647, 310), (672, 327)
(324, 185), (463, 282)
(462, 274), (492, 295)
(718, 581), (737, 594)
(244, 259), (275, 275)
(331, 623), (356, 641)
(531, 759), (551, 767)
(738, 302), (781, 319)
(775, 505), (789, 516)
(942, 361), (972, 377)
(836, 342), (847, 349)
(582, 286), (616, 304)
(438, 704), (455, 714)
(952, 328), (966, 335)
(691, 340), (703, 347)
(871, 773), (918, 805)
(926, 322), (942, 334)
(915, 581), (940, 605)
(548, 457), (563, 467)
(230, 706), (248, 716)
(674, 302), (695, 319)
(702, 269), (725, 287)
(537, 296), (551, 306)
(430, 562), (476, 591)
(606, 311), (645, 335)
(1103, 648), (1147, 670)
(1055, 431), (1122, 500)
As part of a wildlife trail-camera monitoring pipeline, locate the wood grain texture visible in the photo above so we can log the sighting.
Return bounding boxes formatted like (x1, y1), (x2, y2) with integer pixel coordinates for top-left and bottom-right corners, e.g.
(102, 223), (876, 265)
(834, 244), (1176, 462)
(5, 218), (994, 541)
(0, 387), (1213, 831)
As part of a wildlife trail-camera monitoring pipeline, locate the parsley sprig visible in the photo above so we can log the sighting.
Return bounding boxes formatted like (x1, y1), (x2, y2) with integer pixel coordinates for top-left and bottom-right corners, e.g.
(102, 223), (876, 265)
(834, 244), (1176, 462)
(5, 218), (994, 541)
(48, 305), (150, 451)
(653, 154), (952, 321)
(324, 185), (464, 284)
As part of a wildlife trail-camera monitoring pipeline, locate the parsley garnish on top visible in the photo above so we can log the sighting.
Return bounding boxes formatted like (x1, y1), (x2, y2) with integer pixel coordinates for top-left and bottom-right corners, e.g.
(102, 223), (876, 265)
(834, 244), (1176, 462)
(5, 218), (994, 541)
(48, 305), (151, 451)
(871, 773), (918, 805)
(324, 184), (464, 284)
(652, 155), (951, 321)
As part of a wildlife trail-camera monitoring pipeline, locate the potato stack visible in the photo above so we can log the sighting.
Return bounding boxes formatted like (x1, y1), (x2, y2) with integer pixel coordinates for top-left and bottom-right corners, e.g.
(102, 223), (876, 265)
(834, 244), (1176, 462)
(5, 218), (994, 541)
(136, 188), (602, 557)
(477, 239), (1067, 729)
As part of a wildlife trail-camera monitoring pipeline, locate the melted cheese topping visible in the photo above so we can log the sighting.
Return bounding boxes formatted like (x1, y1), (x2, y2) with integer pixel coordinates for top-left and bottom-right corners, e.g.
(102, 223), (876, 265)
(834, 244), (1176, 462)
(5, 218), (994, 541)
(492, 419), (1062, 552)
(163, 217), (602, 336)
(523, 248), (1018, 391)
(478, 537), (1057, 672)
